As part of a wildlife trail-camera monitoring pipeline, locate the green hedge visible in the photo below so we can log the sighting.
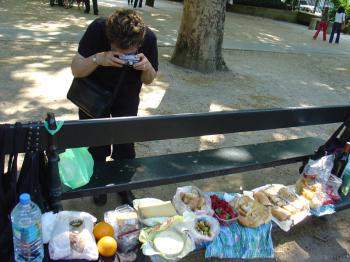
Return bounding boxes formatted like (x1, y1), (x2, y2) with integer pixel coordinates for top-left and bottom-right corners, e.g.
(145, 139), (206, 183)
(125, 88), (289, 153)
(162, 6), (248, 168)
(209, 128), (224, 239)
(232, 0), (287, 9)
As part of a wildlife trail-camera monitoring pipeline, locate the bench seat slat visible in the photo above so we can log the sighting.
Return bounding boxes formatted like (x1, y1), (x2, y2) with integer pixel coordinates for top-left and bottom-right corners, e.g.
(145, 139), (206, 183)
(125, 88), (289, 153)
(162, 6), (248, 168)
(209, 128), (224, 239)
(61, 137), (324, 199)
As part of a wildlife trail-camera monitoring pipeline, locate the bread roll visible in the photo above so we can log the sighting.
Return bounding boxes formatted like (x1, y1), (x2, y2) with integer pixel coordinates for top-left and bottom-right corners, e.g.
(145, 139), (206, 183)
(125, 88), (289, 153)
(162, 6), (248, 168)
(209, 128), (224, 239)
(254, 191), (272, 206)
(271, 206), (291, 221)
(234, 196), (272, 228)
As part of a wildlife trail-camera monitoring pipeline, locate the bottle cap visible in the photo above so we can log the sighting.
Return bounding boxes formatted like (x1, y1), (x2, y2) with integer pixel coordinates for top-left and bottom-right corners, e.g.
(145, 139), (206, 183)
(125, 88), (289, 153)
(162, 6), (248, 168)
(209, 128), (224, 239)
(19, 193), (30, 205)
(344, 142), (350, 153)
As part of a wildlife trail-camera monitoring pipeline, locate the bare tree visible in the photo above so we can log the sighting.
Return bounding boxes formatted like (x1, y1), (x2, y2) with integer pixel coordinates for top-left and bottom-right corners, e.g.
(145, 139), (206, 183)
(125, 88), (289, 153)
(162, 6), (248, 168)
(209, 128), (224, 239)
(170, 0), (228, 73)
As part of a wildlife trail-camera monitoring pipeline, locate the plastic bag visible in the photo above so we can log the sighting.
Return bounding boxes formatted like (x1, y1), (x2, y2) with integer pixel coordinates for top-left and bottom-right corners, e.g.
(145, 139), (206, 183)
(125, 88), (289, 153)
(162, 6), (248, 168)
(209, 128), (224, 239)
(173, 186), (213, 216)
(185, 213), (220, 246)
(302, 155), (334, 183)
(139, 216), (195, 261)
(325, 174), (342, 201)
(58, 147), (94, 189)
(104, 205), (140, 253)
(48, 211), (98, 260)
(42, 211), (59, 244)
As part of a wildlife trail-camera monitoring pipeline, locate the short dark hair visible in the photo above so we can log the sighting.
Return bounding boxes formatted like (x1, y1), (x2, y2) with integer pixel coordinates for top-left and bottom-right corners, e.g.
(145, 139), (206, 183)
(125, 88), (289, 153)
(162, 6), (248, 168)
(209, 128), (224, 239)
(106, 9), (146, 49)
(337, 6), (345, 13)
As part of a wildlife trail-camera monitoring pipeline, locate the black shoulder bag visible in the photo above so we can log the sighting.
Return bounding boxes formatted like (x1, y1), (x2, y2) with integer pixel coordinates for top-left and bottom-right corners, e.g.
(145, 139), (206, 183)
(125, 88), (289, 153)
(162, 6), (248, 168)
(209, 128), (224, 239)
(67, 68), (127, 118)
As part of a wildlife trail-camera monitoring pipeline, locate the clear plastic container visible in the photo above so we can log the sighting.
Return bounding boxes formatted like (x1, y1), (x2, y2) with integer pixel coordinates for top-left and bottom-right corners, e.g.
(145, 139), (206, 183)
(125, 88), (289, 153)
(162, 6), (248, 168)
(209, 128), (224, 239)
(11, 193), (44, 262)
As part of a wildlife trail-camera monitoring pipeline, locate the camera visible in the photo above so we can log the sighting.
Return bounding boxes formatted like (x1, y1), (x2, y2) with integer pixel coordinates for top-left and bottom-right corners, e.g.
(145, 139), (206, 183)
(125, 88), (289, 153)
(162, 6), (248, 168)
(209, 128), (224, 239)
(119, 54), (140, 66)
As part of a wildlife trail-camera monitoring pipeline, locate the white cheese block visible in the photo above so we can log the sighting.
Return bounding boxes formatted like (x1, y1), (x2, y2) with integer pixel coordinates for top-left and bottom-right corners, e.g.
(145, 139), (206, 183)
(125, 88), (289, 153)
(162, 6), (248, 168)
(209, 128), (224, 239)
(153, 231), (185, 256)
(138, 201), (177, 218)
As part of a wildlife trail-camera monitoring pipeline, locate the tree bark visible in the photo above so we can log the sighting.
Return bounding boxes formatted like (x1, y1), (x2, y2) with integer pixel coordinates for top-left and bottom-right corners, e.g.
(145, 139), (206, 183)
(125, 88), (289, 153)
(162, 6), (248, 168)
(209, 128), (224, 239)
(170, 0), (228, 73)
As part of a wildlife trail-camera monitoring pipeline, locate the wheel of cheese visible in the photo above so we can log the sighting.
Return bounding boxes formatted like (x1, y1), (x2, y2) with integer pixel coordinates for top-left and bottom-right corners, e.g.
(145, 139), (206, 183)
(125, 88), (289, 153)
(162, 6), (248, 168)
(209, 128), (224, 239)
(153, 230), (185, 256)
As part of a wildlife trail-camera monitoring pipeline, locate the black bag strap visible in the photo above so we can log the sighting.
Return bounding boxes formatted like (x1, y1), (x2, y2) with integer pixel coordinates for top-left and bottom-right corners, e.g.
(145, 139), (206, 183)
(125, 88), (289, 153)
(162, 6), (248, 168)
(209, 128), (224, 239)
(0, 125), (8, 209)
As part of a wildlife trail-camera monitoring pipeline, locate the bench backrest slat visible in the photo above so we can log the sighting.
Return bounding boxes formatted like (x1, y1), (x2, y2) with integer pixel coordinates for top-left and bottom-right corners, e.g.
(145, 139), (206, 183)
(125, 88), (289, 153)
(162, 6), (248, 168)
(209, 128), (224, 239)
(2, 105), (350, 153)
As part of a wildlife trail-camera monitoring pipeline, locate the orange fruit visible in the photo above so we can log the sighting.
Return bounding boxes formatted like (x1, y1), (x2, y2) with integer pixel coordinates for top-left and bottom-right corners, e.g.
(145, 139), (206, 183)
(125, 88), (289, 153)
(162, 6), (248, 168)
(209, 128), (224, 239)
(97, 236), (117, 257)
(93, 222), (114, 241)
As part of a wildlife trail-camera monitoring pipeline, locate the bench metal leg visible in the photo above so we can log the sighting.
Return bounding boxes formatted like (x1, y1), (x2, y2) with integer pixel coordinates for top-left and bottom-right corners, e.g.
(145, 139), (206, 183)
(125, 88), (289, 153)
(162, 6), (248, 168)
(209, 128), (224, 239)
(46, 113), (63, 213)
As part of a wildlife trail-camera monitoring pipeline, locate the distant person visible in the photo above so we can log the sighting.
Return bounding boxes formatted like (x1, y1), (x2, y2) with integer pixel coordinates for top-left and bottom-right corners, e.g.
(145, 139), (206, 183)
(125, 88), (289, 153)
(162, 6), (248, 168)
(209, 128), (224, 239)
(133, 0), (143, 8)
(329, 6), (346, 44)
(128, 0), (133, 5)
(313, 7), (329, 41)
(84, 0), (98, 15)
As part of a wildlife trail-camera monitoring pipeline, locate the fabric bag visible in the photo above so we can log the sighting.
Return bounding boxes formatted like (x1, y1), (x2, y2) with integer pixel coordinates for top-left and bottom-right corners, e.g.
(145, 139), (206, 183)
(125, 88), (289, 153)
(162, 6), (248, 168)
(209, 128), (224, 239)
(0, 123), (20, 261)
(17, 122), (51, 212)
(67, 68), (127, 118)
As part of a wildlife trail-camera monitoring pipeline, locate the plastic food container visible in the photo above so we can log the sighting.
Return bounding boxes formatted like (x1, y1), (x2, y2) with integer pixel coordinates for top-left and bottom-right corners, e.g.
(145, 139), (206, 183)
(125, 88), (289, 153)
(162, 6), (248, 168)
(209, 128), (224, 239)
(214, 213), (238, 226)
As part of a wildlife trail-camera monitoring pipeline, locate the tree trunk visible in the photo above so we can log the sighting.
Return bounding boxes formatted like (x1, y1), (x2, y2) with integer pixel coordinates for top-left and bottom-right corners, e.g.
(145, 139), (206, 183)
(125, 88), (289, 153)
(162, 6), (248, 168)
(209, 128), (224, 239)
(170, 0), (228, 73)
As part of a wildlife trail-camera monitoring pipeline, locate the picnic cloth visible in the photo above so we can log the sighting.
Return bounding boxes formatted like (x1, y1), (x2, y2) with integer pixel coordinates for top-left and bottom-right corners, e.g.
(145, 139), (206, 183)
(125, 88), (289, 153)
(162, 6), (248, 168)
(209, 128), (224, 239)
(310, 204), (335, 217)
(204, 192), (274, 259)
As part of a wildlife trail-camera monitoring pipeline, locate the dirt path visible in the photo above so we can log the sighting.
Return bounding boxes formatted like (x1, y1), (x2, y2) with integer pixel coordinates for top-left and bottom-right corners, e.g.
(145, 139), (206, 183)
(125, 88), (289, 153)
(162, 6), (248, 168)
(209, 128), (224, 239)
(1, 0), (350, 261)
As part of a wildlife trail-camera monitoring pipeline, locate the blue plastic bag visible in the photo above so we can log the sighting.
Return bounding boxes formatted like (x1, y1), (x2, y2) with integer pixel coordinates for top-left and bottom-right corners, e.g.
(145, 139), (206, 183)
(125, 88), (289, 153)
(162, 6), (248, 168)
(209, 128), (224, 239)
(58, 147), (94, 189)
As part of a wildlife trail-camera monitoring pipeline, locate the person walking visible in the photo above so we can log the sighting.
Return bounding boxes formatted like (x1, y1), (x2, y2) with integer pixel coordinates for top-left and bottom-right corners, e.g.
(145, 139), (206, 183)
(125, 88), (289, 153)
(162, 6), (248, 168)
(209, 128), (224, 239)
(70, 9), (158, 205)
(329, 6), (346, 44)
(84, 0), (98, 15)
(313, 7), (329, 41)
(128, 0), (133, 5)
(133, 0), (143, 8)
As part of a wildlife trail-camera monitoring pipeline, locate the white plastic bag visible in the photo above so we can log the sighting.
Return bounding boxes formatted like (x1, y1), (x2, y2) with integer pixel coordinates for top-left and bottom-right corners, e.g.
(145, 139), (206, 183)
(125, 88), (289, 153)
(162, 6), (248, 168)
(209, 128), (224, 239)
(48, 211), (98, 261)
(41, 211), (59, 244)
(185, 212), (220, 246)
(173, 186), (213, 216)
(302, 154), (334, 183)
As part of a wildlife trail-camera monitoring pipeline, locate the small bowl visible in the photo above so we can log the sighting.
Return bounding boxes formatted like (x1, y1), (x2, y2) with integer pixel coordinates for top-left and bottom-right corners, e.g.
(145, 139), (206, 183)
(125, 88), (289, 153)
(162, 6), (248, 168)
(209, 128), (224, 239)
(214, 213), (238, 226)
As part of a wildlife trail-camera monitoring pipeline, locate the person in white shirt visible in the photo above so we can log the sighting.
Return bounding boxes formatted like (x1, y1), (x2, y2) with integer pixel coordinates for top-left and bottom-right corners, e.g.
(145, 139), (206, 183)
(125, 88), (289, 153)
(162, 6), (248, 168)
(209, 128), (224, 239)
(329, 6), (346, 44)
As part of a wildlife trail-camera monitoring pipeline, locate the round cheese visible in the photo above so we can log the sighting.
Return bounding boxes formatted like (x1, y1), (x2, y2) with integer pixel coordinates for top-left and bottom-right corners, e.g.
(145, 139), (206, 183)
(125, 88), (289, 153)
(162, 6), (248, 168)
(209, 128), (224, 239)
(153, 230), (185, 256)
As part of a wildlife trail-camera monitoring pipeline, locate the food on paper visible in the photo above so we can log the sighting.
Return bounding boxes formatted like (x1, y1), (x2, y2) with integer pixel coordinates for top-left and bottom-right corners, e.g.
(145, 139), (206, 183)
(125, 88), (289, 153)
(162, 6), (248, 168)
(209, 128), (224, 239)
(93, 221), (114, 241)
(232, 196), (272, 227)
(97, 236), (117, 257)
(180, 191), (206, 212)
(195, 220), (212, 237)
(253, 191), (272, 206)
(153, 230), (185, 256)
(295, 177), (331, 208)
(254, 185), (308, 221)
(211, 194), (238, 225)
(138, 200), (177, 218)
(271, 206), (291, 221)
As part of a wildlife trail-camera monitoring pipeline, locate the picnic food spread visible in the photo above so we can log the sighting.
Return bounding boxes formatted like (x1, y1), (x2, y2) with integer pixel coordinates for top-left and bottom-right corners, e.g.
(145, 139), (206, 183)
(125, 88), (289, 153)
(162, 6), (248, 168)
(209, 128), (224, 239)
(12, 144), (350, 261)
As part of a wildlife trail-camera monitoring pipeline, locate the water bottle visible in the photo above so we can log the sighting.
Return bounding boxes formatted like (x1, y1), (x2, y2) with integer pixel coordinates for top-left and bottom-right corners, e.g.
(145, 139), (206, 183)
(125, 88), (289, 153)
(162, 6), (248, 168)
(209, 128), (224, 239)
(11, 193), (44, 262)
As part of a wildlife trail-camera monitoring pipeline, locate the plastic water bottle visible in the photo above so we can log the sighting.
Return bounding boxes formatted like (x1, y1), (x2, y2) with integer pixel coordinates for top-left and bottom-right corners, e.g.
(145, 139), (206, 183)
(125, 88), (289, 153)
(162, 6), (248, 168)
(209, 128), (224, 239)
(11, 193), (44, 262)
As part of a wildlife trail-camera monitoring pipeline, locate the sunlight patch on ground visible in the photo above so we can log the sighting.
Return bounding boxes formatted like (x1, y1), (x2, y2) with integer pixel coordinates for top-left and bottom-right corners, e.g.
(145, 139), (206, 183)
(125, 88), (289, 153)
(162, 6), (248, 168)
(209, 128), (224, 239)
(275, 241), (311, 260)
(313, 82), (334, 91)
(148, 26), (160, 33)
(335, 67), (349, 72)
(209, 103), (234, 112)
(139, 79), (168, 112)
(200, 134), (225, 150)
(257, 32), (282, 44)
(11, 66), (72, 100)
(272, 132), (299, 141)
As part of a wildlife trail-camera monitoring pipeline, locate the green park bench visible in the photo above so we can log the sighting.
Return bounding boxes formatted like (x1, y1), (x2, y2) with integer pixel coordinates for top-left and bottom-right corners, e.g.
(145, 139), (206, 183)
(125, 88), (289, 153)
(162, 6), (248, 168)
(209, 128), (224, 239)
(3, 105), (350, 213)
